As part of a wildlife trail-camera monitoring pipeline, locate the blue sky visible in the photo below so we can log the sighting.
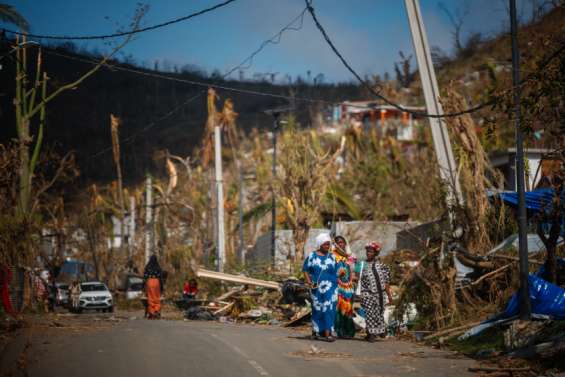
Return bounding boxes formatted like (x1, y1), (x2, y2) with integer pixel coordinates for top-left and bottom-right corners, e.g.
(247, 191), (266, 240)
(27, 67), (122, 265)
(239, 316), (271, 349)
(3, 0), (536, 82)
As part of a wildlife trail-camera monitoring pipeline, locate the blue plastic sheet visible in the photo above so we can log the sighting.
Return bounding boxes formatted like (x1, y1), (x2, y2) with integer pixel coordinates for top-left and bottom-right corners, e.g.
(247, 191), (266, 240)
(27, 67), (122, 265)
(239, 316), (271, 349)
(497, 188), (565, 214)
(494, 188), (565, 237)
(493, 271), (565, 321)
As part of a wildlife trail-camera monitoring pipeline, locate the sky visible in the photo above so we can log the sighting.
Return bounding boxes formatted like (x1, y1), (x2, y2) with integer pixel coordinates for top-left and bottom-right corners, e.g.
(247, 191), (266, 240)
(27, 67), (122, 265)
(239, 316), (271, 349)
(2, 0), (537, 83)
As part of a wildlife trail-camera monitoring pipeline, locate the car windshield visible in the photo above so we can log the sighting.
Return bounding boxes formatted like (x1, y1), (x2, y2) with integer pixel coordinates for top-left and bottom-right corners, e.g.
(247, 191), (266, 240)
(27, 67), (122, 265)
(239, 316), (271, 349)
(81, 284), (107, 292)
(130, 283), (143, 291)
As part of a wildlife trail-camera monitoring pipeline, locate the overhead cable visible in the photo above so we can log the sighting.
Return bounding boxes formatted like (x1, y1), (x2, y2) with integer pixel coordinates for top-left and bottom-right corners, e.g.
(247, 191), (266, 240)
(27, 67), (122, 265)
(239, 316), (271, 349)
(304, 0), (495, 118)
(2, 0), (237, 41)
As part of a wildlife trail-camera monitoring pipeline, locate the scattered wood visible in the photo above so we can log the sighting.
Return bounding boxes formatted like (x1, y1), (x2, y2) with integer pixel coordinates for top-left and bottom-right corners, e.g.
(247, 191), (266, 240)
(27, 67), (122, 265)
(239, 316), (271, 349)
(213, 302), (235, 316)
(424, 321), (482, 340)
(489, 254), (544, 265)
(215, 287), (244, 301)
(196, 268), (281, 290)
(284, 309), (311, 327)
(468, 264), (511, 286)
(468, 366), (531, 373)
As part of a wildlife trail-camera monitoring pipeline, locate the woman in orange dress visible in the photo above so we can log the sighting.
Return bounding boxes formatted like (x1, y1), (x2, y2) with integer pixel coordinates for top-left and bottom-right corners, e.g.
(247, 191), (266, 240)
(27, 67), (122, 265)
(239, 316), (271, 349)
(143, 255), (164, 319)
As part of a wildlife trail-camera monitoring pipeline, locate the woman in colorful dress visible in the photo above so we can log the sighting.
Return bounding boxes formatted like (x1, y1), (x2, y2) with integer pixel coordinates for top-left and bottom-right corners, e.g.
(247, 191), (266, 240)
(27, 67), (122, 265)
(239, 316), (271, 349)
(302, 233), (338, 342)
(333, 235), (356, 339)
(360, 242), (393, 342)
(143, 255), (164, 319)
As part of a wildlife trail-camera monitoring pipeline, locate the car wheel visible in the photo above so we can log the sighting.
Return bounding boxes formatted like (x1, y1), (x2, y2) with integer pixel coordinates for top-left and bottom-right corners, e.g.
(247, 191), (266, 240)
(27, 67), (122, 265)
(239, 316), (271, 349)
(108, 306), (114, 313)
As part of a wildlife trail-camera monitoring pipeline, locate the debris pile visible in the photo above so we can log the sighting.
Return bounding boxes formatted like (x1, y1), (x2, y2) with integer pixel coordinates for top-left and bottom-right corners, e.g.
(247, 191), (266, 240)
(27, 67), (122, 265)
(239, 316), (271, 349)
(179, 269), (312, 326)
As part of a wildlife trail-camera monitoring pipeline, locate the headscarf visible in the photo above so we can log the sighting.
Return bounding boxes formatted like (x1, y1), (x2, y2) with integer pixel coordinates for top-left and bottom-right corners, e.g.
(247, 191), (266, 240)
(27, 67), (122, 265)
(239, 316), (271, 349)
(365, 241), (382, 252)
(315, 233), (332, 250)
(144, 255), (162, 279)
(334, 235), (352, 256)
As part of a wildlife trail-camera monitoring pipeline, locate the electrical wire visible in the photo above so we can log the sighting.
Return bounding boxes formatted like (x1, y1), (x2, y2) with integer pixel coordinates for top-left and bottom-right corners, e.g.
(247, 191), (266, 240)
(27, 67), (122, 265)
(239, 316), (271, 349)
(1, 0), (237, 41)
(84, 7), (310, 158)
(304, 0), (495, 119)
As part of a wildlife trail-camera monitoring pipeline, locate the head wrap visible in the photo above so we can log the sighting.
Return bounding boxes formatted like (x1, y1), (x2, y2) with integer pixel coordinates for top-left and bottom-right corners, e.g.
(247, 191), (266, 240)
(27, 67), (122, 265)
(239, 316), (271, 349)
(315, 233), (332, 249)
(365, 242), (382, 252)
(334, 235), (352, 256)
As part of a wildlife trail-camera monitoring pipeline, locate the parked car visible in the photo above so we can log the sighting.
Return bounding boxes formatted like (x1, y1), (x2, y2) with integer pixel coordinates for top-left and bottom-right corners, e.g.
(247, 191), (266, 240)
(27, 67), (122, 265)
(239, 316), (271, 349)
(77, 282), (113, 313)
(126, 279), (144, 300)
(48, 282), (69, 310)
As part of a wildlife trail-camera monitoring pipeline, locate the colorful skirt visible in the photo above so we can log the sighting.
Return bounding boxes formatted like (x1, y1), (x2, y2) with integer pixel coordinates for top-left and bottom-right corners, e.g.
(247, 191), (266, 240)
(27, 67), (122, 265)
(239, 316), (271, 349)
(146, 278), (161, 316)
(335, 288), (356, 338)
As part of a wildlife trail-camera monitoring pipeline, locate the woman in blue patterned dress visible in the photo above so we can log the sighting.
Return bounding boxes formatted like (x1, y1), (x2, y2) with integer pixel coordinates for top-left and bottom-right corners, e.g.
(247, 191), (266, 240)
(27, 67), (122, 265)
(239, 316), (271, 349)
(302, 233), (338, 342)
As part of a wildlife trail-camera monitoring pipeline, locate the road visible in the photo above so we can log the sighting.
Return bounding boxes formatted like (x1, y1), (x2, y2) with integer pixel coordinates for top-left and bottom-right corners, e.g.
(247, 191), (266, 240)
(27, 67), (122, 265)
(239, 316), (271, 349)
(1, 312), (477, 377)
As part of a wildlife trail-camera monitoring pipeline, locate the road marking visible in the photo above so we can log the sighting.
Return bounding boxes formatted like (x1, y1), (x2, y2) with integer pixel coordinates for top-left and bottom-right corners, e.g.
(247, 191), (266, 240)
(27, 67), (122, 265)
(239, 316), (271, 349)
(248, 360), (269, 376)
(211, 333), (271, 376)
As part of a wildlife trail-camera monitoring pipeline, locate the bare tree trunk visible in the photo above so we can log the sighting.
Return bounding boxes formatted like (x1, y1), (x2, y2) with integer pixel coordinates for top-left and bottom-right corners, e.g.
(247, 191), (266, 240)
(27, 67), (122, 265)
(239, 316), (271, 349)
(293, 223), (309, 264)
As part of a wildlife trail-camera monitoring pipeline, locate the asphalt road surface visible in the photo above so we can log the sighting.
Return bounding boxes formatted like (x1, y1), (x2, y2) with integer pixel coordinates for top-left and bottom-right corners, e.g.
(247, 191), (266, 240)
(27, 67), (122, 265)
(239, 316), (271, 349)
(1, 313), (477, 377)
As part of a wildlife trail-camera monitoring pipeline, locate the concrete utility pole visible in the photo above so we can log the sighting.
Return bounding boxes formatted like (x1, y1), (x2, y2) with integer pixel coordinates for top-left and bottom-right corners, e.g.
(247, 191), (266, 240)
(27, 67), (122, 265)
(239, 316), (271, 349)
(145, 175), (153, 264)
(215, 125), (226, 272)
(404, 0), (463, 214)
(509, 0), (531, 320)
(271, 116), (279, 264)
(238, 169), (245, 265)
(129, 195), (136, 260)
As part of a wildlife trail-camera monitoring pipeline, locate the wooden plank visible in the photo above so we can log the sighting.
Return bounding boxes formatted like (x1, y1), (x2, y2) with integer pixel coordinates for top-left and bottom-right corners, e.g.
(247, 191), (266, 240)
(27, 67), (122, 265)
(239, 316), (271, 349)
(215, 287), (243, 301)
(284, 309), (311, 327)
(213, 302), (235, 316)
(196, 268), (280, 290)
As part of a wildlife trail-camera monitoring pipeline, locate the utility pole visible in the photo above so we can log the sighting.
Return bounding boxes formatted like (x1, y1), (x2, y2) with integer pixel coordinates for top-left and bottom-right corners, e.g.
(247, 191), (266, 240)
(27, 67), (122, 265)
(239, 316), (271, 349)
(129, 196), (136, 261)
(264, 107), (291, 265)
(271, 116), (279, 264)
(215, 125), (226, 272)
(145, 174), (152, 264)
(510, 0), (531, 320)
(238, 169), (245, 265)
(404, 0), (463, 219)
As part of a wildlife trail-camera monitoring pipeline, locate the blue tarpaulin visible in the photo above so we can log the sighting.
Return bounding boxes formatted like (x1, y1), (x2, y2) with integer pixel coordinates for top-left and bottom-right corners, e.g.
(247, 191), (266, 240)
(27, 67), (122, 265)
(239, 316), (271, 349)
(497, 188), (565, 214)
(488, 258), (565, 321)
(498, 274), (565, 320)
(494, 188), (565, 237)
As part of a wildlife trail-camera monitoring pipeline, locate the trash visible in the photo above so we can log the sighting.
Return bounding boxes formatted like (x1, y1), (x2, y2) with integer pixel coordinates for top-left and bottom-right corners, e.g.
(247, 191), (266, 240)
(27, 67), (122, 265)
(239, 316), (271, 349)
(239, 309), (263, 319)
(267, 319), (281, 326)
(185, 306), (214, 321)
(504, 320), (549, 350)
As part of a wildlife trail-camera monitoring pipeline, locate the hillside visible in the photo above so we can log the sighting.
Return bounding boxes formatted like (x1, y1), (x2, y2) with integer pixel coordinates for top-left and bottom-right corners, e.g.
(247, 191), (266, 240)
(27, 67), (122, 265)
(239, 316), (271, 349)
(0, 44), (367, 185)
(1, 4), (563, 187)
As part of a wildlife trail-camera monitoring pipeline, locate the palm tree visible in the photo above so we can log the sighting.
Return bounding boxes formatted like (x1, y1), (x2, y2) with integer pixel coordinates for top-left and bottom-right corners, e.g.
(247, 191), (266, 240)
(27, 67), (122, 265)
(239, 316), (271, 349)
(0, 4), (29, 31)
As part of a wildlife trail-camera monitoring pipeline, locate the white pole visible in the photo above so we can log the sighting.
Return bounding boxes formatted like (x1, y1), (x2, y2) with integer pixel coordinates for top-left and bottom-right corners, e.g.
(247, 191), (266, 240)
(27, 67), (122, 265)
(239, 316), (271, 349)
(145, 175), (152, 264)
(214, 126), (225, 272)
(129, 196), (136, 259)
(404, 0), (463, 213)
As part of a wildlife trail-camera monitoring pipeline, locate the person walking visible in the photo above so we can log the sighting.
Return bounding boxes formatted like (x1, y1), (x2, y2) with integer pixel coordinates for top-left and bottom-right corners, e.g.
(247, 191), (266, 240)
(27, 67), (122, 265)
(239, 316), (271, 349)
(360, 242), (393, 342)
(69, 280), (81, 312)
(303, 233), (338, 342)
(333, 235), (356, 339)
(143, 255), (164, 319)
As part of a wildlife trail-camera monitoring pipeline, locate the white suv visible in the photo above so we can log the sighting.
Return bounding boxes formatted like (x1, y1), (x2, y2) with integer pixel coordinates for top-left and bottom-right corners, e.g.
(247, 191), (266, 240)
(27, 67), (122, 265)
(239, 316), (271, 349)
(78, 282), (114, 313)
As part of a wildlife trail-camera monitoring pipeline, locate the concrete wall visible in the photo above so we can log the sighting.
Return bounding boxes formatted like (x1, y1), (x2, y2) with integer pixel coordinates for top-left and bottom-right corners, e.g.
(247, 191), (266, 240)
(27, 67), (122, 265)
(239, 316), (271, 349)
(248, 221), (423, 270)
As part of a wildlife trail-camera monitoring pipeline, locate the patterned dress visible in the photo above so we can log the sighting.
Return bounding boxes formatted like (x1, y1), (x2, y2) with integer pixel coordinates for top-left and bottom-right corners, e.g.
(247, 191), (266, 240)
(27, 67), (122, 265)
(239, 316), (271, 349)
(302, 251), (338, 335)
(333, 251), (356, 338)
(360, 260), (391, 336)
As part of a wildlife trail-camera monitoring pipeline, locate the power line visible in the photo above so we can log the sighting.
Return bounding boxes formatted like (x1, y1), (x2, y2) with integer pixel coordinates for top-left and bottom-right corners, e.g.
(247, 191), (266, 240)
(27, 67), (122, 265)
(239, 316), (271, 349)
(223, 7), (307, 79)
(1, 0), (237, 41)
(304, 0), (495, 119)
(84, 7), (309, 158)
(44, 49), (347, 108)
